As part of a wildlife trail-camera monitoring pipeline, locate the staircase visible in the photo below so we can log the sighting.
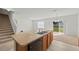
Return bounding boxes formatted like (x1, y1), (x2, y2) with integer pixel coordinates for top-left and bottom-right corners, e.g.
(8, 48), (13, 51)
(0, 14), (15, 51)
(0, 25), (14, 43)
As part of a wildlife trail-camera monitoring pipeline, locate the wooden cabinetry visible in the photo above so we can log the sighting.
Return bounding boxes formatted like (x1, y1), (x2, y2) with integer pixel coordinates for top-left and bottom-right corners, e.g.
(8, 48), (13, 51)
(42, 35), (48, 51)
(15, 31), (53, 51)
(48, 32), (51, 47)
(50, 32), (53, 44)
(28, 32), (53, 51)
(16, 43), (28, 51)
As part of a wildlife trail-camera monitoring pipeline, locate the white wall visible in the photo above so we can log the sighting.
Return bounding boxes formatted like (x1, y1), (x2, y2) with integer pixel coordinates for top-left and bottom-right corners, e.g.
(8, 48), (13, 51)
(77, 14), (79, 37)
(13, 14), (33, 32)
(12, 12), (79, 37)
(10, 8), (79, 36)
(32, 14), (79, 37)
(62, 14), (78, 37)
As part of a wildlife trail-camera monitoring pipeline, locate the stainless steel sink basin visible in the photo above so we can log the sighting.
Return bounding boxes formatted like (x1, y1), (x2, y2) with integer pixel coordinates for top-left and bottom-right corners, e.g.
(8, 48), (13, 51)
(37, 31), (47, 34)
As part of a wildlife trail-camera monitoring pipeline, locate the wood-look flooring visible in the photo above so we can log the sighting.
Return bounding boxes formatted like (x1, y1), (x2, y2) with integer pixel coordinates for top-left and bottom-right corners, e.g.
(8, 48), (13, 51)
(48, 33), (79, 51)
(48, 40), (79, 51)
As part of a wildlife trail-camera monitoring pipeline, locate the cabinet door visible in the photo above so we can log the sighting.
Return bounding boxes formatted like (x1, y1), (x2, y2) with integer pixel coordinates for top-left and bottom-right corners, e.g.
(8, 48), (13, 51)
(42, 35), (48, 51)
(16, 43), (28, 51)
(48, 32), (51, 47)
(28, 38), (43, 51)
(51, 32), (53, 43)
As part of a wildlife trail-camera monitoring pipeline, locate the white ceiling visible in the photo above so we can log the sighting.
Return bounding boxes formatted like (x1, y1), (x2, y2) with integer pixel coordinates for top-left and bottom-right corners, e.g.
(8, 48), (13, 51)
(13, 8), (79, 19)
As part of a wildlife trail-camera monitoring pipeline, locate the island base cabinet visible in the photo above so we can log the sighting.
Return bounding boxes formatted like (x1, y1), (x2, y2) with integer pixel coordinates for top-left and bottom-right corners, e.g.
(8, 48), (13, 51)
(48, 32), (53, 46)
(15, 31), (53, 51)
(16, 43), (28, 51)
(48, 32), (51, 47)
(42, 35), (48, 51)
(51, 32), (53, 43)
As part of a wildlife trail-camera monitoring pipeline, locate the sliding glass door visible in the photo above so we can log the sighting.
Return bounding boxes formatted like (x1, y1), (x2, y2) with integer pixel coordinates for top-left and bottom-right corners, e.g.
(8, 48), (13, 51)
(53, 20), (63, 32)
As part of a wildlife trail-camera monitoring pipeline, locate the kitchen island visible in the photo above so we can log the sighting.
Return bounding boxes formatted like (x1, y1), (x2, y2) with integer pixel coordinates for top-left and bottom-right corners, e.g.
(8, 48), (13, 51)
(12, 31), (53, 51)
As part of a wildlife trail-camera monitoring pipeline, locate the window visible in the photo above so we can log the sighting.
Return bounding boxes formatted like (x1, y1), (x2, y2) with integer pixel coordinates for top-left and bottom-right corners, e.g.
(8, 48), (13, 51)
(37, 21), (45, 32)
(37, 21), (44, 28)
